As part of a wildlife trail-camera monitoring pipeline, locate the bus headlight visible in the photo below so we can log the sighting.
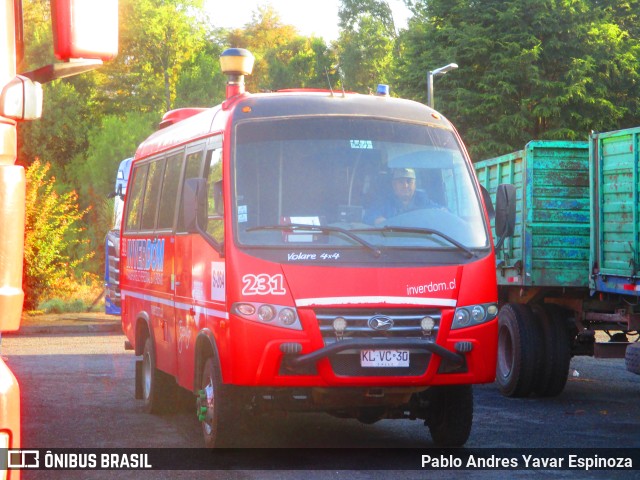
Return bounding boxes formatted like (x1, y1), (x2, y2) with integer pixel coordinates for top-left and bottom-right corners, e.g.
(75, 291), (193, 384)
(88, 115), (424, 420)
(470, 305), (486, 323)
(454, 308), (471, 328)
(232, 302), (302, 330)
(258, 305), (276, 322)
(452, 303), (498, 330)
(278, 308), (297, 326)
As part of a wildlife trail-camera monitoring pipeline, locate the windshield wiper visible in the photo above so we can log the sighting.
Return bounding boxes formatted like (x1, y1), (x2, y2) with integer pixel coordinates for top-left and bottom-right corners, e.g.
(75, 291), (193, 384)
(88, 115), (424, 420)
(354, 226), (475, 258)
(246, 224), (382, 257)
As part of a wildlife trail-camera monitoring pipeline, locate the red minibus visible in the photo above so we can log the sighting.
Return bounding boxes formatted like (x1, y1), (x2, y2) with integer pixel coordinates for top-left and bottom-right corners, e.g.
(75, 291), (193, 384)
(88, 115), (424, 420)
(120, 48), (510, 447)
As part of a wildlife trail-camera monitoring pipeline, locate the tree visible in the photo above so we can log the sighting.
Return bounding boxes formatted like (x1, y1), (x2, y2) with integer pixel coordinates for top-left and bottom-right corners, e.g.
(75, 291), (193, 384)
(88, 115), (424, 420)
(223, 6), (334, 92)
(226, 5), (299, 92)
(397, 0), (640, 160)
(264, 36), (335, 90)
(174, 36), (227, 108)
(336, 0), (397, 92)
(101, 0), (209, 114)
(18, 81), (92, 182)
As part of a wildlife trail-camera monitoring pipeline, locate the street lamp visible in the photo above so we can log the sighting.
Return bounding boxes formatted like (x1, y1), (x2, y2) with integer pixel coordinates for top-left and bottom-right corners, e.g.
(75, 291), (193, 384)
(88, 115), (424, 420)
(427, 63), (458, 109)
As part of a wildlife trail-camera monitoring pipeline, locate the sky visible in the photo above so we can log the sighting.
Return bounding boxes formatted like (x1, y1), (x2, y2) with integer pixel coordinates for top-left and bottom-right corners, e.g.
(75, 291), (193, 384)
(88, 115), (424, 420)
(204, 0), (411, 42)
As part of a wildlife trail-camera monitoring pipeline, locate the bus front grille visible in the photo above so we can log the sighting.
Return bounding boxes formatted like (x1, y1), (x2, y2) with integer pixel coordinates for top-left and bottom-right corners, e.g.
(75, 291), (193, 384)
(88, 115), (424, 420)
(315, 308), (441, 377)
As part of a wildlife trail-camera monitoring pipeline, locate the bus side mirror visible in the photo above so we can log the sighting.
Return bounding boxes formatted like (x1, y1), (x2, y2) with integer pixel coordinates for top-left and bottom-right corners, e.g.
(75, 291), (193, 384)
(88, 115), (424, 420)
(494, 184), (516, 251)
(0, 76), (43, 120)
(183, 178), (208, 233)
(52, 0), (119, 61)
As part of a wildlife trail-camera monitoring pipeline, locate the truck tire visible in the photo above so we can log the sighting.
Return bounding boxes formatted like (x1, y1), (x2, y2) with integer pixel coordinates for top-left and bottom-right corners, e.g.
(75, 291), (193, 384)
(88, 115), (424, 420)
(198, 355), (240, 448)
(532, 305), (571, 397)
(424, 385), (473, 447)
(625, 342), (640, 375)
(496, 303), (543, 397)
(142, 336), (176, 414)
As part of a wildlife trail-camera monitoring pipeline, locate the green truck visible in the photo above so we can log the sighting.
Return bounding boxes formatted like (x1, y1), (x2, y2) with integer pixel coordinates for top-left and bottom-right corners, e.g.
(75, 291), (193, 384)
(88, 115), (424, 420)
(475, 129), (640, 398)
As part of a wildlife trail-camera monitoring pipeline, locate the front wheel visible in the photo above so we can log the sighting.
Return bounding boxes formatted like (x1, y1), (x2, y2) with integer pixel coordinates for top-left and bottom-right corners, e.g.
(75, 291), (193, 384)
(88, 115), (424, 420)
(424, 385), (473, 447)
(198, 356), (240, 447)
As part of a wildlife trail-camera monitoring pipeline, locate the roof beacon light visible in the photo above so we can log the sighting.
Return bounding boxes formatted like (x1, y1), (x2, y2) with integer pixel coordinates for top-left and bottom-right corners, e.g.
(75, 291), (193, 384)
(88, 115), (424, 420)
(376, 84), (390, 96)
(220, 48), (255, 100)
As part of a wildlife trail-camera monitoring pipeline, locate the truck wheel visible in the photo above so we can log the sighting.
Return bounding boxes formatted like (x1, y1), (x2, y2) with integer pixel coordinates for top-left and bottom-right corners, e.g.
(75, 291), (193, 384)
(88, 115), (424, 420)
(142, 336), (176, 414)
(625, 343), (640, 375)
(496, 303), (542, 397)
(198, 356), (238, 448)
(424, 385), (473, 447)
(532, 305), (571, 396)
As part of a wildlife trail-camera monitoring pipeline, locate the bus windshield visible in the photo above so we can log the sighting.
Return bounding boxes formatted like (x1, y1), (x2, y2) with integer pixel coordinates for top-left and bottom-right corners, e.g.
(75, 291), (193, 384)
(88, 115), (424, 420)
(233, 117), (488, 252)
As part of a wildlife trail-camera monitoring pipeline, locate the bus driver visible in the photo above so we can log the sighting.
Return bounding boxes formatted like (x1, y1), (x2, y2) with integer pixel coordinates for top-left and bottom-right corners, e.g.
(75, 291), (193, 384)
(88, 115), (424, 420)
(365, 168), (433, 225)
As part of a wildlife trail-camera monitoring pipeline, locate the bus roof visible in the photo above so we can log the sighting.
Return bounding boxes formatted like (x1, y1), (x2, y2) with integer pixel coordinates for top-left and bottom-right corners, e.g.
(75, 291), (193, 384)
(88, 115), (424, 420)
(134, 90), (453, 161)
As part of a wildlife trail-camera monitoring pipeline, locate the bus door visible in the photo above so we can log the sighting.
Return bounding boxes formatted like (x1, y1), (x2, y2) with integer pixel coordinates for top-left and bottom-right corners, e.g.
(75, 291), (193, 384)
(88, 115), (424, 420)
(173, 143), (205, 389)
(152, 151), (184, 375)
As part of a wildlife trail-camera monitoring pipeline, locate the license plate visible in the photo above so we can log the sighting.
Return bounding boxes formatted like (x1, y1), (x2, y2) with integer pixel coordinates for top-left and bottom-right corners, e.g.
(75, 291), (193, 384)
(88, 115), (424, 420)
(360, 350), (410, 367)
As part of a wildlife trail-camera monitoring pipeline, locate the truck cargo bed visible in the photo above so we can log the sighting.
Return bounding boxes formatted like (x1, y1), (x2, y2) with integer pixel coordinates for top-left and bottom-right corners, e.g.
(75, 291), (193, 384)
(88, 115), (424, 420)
(475, 141), (590, 287)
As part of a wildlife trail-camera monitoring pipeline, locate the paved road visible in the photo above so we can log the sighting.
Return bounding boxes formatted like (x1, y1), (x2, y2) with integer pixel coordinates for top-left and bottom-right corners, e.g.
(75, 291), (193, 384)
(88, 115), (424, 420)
(1, 331), (639, 479)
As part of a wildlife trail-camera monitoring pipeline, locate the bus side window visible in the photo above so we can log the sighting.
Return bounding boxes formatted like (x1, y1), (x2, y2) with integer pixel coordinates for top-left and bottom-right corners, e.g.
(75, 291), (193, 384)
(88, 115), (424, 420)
(177, 149), (205, 232)
(124, 163), (149, 232)
(157, 153), (184, 229)
(205, 148), (223, 243)
(140, 159), (166, 230)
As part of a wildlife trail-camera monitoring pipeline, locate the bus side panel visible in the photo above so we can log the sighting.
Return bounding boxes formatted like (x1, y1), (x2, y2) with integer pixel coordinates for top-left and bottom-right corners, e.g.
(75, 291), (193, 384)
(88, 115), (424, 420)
(174, 232), (193, 388)
(121, 234), (177, 376)
(174, 235), (227, 390)
(149, 234), (176, 375)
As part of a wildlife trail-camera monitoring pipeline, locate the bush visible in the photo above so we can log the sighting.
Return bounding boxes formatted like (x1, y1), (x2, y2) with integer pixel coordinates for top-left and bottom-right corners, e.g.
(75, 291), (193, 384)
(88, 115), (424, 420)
(23, 159), (94, 310)
(37, 298), (94, 314)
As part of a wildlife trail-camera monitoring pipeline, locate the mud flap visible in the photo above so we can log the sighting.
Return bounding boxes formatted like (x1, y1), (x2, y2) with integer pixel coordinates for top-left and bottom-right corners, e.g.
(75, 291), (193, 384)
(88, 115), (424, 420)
(135, 359), (143, 399)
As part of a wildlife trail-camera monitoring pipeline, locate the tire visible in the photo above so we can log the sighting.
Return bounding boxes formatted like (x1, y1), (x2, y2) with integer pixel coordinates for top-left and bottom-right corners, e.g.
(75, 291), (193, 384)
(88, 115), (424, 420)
(495, 303), (543, 397)
(424, 385), (473, 447)
(198, 356), (239, 448)
(532, 305), (571, 397)
(625, 342), (640, 375)
(142, 336), (176, 414)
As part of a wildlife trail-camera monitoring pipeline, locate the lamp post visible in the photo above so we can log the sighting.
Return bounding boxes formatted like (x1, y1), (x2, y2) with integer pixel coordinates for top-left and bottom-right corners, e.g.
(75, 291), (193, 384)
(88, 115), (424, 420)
(427, 63), (458, 109)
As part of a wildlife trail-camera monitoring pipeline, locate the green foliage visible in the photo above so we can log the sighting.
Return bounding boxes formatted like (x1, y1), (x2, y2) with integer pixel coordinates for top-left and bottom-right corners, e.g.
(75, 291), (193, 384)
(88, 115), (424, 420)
(101, 0), (209, 114)
(37, 298), (87, 314)
(23, 160), (94, 310)
(18, 80), (92, 180)
(337, 0), (397, 92)
(74, 113), (157, 200)
(397, 0), (640, 160)
(175, 42), (227, 107)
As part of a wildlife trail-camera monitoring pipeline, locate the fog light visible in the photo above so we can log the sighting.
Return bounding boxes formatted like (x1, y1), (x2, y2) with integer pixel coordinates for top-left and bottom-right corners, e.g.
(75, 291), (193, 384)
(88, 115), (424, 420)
(421, 316), (435, 333)
(279, 308), (296, 326)
(258, 305), (276, 322)
(487, 304), (498, 318)
(333, 317), (347, 334)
